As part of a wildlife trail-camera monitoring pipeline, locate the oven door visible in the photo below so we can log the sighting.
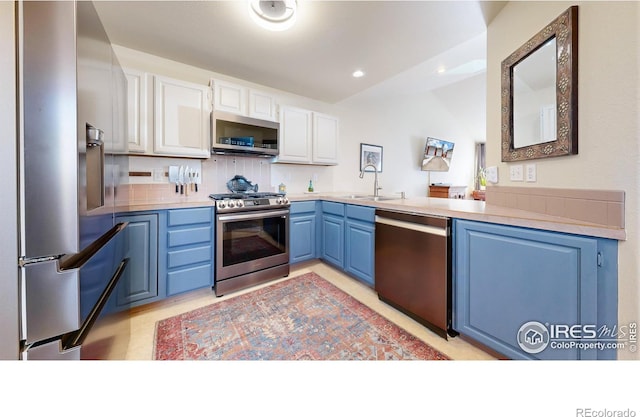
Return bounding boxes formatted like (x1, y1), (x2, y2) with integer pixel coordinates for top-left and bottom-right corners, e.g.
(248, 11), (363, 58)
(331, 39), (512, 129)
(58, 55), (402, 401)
(216, 209), (289, 281)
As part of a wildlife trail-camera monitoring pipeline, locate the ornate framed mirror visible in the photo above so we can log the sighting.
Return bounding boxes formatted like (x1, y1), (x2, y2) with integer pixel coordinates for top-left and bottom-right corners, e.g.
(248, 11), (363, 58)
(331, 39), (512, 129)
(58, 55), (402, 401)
(501, 6), (578, 162)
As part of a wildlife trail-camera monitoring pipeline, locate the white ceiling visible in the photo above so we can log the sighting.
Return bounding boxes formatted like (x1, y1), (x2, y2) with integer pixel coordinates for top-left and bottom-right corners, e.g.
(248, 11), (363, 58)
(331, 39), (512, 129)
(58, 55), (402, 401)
(94, 0), (507, 103)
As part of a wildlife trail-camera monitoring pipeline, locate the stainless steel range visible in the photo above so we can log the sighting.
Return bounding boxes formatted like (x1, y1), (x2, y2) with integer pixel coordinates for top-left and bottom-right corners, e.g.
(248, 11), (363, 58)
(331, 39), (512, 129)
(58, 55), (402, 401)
(210, 191), (290, 296)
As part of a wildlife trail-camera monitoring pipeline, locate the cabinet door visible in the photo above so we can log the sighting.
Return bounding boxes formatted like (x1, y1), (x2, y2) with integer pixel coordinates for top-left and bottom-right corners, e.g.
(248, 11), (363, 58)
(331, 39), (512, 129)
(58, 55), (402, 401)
(115, 214), (158, 307)
(290, 214), (317, 264)
(345, 220), (374, 286)
(277, 106), (312, 163)
(312, 112), (339, 165)
(110, 58), (128, 154)
(154, 76), (210, 158)
(454, 220), (601, 360)
(123, 68), (150, 153)
(212, 79), (246, 115)
(248, 89), (276, 121)
(321, 214), (344, 268)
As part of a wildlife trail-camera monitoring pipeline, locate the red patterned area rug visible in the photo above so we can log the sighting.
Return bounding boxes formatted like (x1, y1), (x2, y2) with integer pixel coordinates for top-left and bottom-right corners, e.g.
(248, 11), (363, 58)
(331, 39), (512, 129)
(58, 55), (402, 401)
(154, 272), (449, 360)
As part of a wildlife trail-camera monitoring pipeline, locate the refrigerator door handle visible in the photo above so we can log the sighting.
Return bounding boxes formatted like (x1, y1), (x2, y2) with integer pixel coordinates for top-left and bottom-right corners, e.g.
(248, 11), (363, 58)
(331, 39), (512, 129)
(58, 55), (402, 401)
(60, 257), (129, 351)
(58, 222), (128, 271)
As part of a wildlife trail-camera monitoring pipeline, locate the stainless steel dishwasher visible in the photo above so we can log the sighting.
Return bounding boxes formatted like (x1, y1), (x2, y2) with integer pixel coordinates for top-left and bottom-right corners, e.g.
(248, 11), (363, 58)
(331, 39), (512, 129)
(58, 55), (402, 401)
(374, 210), (456, 339)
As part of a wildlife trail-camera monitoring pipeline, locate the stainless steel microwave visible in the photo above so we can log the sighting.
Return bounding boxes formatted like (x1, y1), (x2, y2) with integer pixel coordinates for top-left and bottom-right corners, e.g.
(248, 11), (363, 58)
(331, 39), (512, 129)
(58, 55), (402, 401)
(211, 111), (279, 157)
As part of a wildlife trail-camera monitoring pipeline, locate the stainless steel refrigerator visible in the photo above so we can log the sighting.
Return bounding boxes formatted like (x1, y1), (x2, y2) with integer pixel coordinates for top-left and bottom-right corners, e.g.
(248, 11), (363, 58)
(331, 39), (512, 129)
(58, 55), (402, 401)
(18, 1), (130, 360)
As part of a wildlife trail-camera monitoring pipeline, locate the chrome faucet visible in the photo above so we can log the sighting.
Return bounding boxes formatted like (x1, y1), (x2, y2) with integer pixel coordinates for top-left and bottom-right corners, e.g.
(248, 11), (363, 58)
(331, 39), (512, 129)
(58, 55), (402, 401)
(359, 164), (382, 197)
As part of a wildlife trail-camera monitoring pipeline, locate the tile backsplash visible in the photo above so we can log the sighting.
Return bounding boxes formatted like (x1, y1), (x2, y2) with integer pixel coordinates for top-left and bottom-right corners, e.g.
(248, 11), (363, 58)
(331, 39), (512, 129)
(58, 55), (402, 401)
(122, 155), (272, 205)
(485, 186), (625, 229)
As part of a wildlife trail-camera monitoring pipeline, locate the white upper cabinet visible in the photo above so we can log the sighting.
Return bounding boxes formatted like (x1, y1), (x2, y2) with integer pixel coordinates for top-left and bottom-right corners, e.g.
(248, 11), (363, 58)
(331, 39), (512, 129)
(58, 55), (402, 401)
(212, 79), (277, 121)
(276, 106), (339, 165)
(154, 75), (210, 158)
(212, 79), (247, 115)
(248, 89), (276, 121)
(312, 112), (339, 165)
(123, 68), (151, 153)
(277, 106), (313, 163)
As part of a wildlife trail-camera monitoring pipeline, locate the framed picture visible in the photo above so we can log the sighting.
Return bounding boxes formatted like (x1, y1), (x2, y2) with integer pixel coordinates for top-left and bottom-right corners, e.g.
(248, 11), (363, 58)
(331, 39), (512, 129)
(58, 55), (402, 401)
(360, 143), (383, 173)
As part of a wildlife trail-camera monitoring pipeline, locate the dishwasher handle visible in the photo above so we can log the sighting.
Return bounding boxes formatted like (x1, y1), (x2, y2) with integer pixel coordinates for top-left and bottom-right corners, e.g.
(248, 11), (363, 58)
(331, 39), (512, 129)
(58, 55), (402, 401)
(375, 215), (448, 237)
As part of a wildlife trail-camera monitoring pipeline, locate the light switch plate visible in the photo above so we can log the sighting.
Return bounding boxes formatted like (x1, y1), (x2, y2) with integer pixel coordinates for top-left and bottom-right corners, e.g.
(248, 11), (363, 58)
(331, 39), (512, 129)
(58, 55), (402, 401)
(153, 168), (164, 182)
(510, 164), (524, 181)
(485, 166), (498, 183)
(525, 164), (537, 182)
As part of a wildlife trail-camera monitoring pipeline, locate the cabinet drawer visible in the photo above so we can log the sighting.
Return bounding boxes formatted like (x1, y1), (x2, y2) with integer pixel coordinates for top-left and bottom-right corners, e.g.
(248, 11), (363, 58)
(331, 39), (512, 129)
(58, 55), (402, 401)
(167, 226), (212, 247)
(168, 207), (212, 226)
(321, 201), (344, 216)
(346, 204), (375, 223)
(167, 245), (212, 269)
(167, 264), (212, 296)
(290, 200), (317, 214)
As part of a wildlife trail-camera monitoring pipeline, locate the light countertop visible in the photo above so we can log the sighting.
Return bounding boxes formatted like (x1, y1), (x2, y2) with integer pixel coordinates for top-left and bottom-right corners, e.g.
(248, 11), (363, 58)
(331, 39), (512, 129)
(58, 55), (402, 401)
(114, 193), (626, 241)
(288, 192), (626, 241)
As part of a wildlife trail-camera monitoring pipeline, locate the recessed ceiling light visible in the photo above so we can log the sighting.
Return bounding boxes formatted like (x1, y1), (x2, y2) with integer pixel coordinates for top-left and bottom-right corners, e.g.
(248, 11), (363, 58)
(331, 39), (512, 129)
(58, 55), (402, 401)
(437, 66), (446, 74)
(352, 70), (365, 78)
(248, 0), (297, 32)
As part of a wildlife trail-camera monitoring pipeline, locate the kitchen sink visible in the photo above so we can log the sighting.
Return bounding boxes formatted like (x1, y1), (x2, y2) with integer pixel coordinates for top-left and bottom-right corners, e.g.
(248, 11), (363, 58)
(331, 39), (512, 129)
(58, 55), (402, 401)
(340, 195), (398, 201)
(339, 194), (369, 199)
(360, 196), (398, 201)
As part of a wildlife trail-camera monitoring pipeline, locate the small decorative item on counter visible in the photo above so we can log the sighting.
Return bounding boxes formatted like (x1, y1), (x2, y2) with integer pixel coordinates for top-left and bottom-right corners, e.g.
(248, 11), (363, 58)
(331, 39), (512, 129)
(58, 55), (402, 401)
(278, 183), (286, 194)
(226, 175), (258, 193)
(308, 179), (314, 192)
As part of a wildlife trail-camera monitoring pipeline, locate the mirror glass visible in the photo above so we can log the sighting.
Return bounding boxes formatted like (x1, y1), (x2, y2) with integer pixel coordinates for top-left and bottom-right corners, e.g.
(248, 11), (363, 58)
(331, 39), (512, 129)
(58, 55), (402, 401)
(513, 38), (556, 149)
(501, 6), (578, 162)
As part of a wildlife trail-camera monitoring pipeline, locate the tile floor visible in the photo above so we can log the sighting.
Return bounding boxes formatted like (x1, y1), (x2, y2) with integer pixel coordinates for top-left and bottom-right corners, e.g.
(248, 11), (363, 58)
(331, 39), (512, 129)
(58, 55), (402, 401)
(125, 260), (495, 360)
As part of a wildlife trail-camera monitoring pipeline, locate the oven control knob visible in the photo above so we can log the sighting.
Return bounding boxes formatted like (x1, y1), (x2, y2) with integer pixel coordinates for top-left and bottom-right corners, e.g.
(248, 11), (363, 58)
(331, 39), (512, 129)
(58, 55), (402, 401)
(228, 201), (236, 208)
(283, 198), (289, 204)
(237, 200), (244, 208)
(276, 197), (283, 204)
(218, 201), (226, 209)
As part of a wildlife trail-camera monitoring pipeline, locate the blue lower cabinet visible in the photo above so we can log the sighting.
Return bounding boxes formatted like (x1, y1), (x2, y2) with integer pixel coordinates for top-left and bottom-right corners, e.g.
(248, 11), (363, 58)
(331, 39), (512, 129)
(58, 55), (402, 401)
(319, 202), (375, 286)
(290, 201), (319, 264)
(345, 220), (374, 286)
(344, 205), (375, 286)
(453, 219), (618, 360)
(290, 214), (317, 263)
(167, 264), (212, 296)
(321, 214), (344, 268)
(114, 213), (159, 309)
(165, 207), (214, 296)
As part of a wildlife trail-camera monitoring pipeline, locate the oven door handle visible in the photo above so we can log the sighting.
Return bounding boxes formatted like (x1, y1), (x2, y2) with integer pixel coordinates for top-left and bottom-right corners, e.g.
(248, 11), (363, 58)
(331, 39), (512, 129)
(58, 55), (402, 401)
(217, 210), (290, 222)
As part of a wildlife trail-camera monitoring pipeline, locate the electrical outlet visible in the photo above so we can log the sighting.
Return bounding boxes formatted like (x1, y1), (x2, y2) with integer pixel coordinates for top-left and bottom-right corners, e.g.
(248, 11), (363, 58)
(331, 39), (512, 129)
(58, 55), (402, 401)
(525, 164), (537, 182)
(509, 164), (524, 181)
(485, 166), (498, 183)
(153, 168), (164, 182)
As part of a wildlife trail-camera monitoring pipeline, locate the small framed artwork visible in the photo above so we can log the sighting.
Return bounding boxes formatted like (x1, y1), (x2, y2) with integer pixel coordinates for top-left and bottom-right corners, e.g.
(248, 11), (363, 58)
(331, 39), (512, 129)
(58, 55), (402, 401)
(360, 143), (383, 173)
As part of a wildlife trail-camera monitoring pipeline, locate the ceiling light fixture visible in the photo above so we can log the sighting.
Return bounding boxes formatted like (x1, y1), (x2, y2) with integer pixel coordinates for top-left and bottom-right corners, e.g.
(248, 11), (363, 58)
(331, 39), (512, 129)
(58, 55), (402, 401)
(249, 0), (298, 32)
(352, 70), (365, 78)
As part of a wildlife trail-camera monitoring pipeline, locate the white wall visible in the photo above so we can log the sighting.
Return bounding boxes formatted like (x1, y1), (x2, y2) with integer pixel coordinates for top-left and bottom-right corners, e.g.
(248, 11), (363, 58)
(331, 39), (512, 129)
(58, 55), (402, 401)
(487, 1), (639, 359)
(334, 73), (486, 198)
